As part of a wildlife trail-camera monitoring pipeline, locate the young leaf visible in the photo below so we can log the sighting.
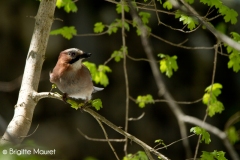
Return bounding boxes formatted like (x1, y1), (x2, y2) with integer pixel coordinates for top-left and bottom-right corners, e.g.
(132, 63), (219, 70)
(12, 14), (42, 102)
(91, 98), (103, 111)
(190, 127), (211, 144)
(136, 94), (154, 108)
(175, 10), (199, 30)
(56, 0), (77, 13)
(205, 83), (222, 97)
(83, 62), (111, 87)
(163, 1), (172, 10)
(123, 151), (148, 160)
(50, 26), (77, 40)
(158, 54), (178, 78)
(66, 99), (80, 110)
(202, 83), (224, 117)
(201, 150), (227, 160)
(94, 22), (105, 33)
(139, 12), (151, 24)
(116, 3), (129, 14)
(200, 0), (238, 24)
(226, 126), (239, 144)
(111, 46), (128, 62)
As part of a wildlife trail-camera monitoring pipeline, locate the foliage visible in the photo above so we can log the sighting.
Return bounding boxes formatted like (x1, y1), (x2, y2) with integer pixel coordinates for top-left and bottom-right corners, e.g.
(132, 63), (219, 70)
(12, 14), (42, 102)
(158, 54), (178, 78)
(56, 0), (77, 13)
(83, 62), (111, 87)
(226, 126), (239, 144)
(163, 1), (172, 10)
(202, 83), (224, 117)
(50, 26), (77, 40)
(175, 10), (199, 30)
(225, 32), (240, 72)
(91, 98), (103, 111)
(136, 94), (154, 108)
(111, 46), (128, 62)
(155, 139), (167, 149)
(123, 151), (148, 160)
(200, 0), (238, 24)
(190, 127), (211, 144)
(200, 150), (227, 160)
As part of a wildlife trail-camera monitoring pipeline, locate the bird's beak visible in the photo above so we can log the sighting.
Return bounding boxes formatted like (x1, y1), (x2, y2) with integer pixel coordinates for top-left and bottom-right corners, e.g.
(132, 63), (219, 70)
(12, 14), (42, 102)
(81, 52), (92, 59)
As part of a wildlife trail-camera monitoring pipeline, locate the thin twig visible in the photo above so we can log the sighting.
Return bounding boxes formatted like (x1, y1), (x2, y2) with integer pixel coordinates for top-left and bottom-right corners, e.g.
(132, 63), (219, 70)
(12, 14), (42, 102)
(95, 118), (120, 160)
(193, 41), (220, 160)
(75, 31), (108, 37)
(20, 124), (39, 138)
(77, 128), (126, 142)
(129, 96), (202, 105)
(128, 112), (145, 121)
(156, 134), (195, 150)
(121, 0), (130, 156)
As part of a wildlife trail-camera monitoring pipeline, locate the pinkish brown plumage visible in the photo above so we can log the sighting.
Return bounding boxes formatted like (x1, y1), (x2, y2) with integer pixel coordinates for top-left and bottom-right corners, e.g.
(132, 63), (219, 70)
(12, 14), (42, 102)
(50, 48), (103, 100)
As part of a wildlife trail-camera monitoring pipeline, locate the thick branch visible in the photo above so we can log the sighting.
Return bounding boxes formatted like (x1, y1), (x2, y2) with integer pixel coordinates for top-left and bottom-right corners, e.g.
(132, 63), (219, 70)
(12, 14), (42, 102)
(34, 92), (170, 160)
(0, 0), (56, 145)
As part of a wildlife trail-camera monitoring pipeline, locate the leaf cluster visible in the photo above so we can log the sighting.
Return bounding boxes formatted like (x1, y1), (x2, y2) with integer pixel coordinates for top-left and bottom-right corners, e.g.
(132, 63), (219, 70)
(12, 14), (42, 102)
(83, 62), (111, 87)
(56, 0), (77, 13)
(136, 94), (154, 108)
(200, 150), (227, 160)
(158, 54), (178, 78)
(224, 32), (240, 72)
(50, 26), (77, 40)
(190, 127), (211, 144)
(202, 83), (224, 117)
(123, 151), (148, 160)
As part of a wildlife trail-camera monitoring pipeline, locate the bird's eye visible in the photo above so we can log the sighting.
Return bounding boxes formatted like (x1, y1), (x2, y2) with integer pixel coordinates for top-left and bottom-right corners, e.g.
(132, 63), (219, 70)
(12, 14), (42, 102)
(68, 52), (75, 57)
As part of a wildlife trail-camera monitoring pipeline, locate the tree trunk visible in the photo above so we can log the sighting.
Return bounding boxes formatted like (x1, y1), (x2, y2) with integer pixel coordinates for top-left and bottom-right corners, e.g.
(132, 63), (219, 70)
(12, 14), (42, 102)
(0, 0), (56, 145)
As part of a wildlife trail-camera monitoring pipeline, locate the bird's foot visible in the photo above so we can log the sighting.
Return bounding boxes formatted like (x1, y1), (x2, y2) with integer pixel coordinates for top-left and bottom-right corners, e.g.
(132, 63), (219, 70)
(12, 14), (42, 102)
(62, 93), (68, 103)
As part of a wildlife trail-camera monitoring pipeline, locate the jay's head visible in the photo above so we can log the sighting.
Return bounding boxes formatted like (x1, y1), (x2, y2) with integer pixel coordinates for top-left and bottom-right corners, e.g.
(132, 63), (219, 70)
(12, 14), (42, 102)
(58, 48), (92, 65)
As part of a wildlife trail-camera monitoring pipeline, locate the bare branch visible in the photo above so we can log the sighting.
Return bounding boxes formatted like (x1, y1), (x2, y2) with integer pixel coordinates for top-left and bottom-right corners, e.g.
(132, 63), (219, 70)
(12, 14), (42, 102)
(77, 128), (126, 142)
(95, 118), (120, 160)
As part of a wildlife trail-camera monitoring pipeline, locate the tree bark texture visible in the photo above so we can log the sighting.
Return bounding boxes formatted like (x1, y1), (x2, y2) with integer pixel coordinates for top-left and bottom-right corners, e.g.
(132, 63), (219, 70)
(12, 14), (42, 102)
(0, 0), (56, 145)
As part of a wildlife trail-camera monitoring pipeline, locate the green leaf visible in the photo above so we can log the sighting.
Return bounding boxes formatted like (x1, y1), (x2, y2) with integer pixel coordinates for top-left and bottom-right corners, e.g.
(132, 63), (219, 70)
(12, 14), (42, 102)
(139, 12), (151, 24)
(91, 98), (103, 111)
(200, 0), (238, 24)
(94, 22), (105, 33)
(205, 83), (222, 97)
(163, 1), (172, 10)
(175, 10), (199, 30)
(136, 94), (154, 108)
(190, 127), (211, 144)
(155, 139), (167, 149)
(208, 101), (224, 117)
(56, 0), (77, 13)
(66, 99), (80, 110)
(228, 51), (240, 72)
(123, 151), (148, 160)
(158, 54), (178, 78)
(116, 3), (129, 14)
(203, 83), (224, 117)
(200, 150), (227, 160)
(111, 46), (128, 62)
(50, 26), (77, 40)
(227, 126), (239, 144)
(83, 62), (111, 87)
(222, 8), (238, 24)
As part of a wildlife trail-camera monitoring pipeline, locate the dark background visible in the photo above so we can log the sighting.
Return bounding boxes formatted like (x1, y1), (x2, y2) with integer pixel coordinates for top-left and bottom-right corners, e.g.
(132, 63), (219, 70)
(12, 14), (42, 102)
(0, 0), (240, 159)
